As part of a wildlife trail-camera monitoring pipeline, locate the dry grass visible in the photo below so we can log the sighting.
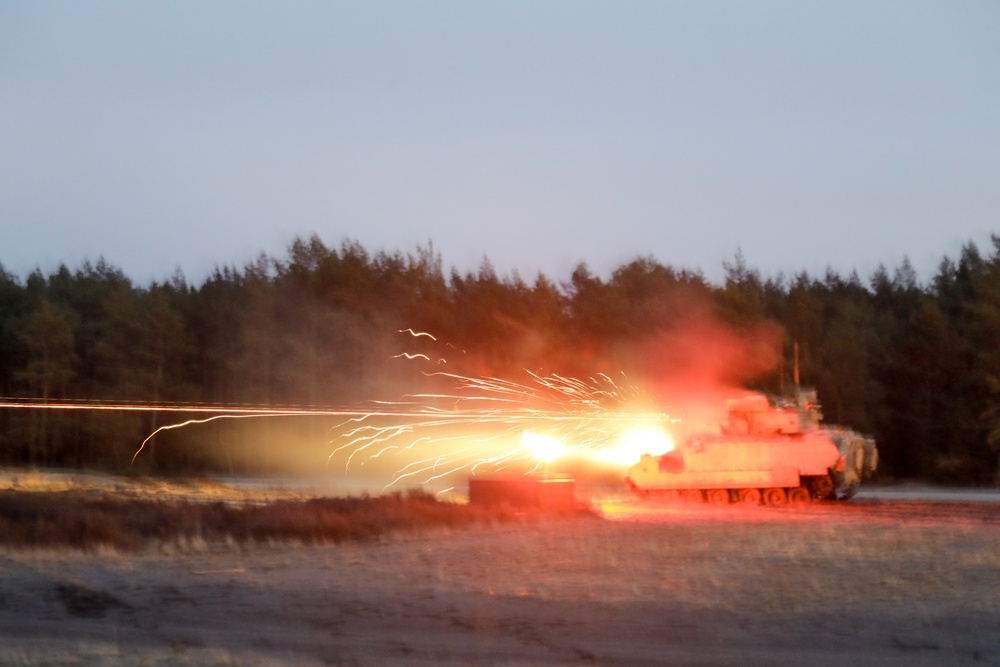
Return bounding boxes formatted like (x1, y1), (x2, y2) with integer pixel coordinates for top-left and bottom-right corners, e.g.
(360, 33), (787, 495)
(0, 488), (592, 551)
(2, 488), (999, 665)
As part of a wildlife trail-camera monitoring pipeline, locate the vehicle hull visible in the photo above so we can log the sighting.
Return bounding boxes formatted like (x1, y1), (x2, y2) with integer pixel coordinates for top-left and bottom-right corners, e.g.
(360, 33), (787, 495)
(625, 434), (841, 493)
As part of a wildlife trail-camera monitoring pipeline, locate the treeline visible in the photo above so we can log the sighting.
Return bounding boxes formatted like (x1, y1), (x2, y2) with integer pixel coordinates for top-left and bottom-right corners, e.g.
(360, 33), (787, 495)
(1, 234), (1000, 483)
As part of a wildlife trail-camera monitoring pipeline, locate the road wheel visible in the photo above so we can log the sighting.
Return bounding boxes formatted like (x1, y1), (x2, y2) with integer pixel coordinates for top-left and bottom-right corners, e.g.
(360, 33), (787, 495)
(810, 475), (834, 500)
(738, 488), (761, 506)
(679, 489), (703, 503)
(763, 488), (787, 507)
(787, 487), (811, 506)
(706, 489), (730, 505)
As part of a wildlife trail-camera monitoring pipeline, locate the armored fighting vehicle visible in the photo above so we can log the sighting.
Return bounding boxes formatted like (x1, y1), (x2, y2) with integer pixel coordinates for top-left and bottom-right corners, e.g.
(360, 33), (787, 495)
(625, 389), (878, 505)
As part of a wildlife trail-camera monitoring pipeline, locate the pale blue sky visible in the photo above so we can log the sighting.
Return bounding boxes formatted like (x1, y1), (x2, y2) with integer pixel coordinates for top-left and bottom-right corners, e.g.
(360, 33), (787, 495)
(2, 1), (998, 286)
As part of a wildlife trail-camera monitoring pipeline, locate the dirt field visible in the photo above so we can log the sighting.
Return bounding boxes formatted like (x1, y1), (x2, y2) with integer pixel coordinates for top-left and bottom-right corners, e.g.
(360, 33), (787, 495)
(1, 484), (999, 666)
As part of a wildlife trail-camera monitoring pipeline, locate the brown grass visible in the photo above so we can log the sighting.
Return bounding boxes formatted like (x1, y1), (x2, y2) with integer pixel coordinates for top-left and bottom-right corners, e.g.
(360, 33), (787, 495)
(0, 488), (592, 551)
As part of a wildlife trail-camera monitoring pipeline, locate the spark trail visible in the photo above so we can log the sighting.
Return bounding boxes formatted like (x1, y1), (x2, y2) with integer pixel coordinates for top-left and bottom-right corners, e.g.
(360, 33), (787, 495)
(328, 370), (674, 490)
(2, 329), (675, 487)
(0, 399), (462, 466)
(0, 399), (379, 416)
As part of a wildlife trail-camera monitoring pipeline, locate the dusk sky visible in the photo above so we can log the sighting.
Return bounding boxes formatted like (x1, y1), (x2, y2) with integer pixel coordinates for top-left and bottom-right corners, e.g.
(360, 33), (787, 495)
(2, 1), (998, 286)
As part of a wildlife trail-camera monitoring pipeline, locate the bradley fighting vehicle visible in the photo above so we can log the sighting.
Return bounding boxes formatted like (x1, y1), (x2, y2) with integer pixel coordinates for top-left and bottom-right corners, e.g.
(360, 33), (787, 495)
(625, 389), (878, 505)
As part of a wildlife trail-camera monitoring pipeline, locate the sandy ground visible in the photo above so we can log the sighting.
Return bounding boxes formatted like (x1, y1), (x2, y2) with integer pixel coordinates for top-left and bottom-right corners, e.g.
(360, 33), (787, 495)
(1, 488), (999, 667)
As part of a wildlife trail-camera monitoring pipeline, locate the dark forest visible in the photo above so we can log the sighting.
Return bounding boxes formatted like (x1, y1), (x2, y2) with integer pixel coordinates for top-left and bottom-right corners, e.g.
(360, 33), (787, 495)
(2, 234), (999, 485)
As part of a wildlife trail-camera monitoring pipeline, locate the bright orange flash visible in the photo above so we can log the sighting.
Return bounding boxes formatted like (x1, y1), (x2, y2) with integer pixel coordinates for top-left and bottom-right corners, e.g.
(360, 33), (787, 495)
(520, 423), (673, 467)
(520, 431), (565, 463)
(589, 424), (674, 466)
